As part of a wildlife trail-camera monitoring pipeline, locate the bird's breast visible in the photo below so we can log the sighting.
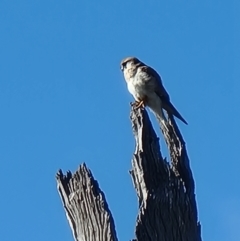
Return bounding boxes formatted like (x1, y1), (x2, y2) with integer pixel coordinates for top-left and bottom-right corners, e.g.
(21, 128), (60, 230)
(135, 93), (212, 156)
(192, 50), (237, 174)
(126, 76), (146, 101)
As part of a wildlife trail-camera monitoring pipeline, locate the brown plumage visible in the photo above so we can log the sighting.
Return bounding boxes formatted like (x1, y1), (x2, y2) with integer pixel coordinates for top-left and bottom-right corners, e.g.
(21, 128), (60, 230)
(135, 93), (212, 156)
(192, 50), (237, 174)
(120, 57), (188, 125)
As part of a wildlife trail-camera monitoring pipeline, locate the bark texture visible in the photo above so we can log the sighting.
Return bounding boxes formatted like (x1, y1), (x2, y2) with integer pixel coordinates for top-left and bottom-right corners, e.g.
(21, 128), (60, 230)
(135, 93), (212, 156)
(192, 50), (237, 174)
(56, 164), (118, 241)
(130, 106), (201, 241)
(56, 106), (201, 241)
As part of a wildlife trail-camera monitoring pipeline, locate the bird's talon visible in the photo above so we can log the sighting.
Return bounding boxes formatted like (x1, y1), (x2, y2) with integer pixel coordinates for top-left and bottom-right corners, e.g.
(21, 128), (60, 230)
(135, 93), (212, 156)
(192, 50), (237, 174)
(135, 100), (145, 109)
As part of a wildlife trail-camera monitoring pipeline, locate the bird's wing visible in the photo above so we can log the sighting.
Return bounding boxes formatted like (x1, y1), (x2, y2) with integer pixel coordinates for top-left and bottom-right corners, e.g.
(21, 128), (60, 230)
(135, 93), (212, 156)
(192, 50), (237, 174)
(140, 65), (170, 101)
(141, 65), (188, 125)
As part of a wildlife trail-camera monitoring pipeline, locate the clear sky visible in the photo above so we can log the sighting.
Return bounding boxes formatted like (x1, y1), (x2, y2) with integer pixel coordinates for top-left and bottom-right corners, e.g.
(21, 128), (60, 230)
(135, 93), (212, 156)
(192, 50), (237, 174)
(0, 1), (238, 241)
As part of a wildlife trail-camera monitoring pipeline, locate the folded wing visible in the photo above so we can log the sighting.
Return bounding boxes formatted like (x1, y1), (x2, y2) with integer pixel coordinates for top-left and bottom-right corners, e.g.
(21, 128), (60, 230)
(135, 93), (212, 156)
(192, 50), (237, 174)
(143, 66), (188, 125)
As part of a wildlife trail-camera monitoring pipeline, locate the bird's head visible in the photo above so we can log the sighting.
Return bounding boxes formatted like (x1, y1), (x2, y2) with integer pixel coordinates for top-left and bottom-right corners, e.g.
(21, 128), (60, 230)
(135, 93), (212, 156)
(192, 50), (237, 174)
(120, 57), (142, 72)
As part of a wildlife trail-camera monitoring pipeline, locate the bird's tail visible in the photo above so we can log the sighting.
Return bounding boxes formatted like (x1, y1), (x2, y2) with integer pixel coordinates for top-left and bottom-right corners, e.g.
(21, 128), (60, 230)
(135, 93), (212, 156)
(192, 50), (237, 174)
(162, 101), (188, 125)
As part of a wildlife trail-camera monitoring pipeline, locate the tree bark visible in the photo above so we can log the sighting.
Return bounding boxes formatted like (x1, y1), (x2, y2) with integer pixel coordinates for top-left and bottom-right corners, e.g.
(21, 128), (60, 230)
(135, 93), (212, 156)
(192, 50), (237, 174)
(130, 106), (201, 241)
(56, 164), (118, 241)
(56, 106), (202, 241)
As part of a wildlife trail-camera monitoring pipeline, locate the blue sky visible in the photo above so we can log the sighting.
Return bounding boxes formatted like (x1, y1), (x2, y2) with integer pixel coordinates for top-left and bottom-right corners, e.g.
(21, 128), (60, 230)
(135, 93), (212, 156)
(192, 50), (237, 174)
(0, 1), (238, 240)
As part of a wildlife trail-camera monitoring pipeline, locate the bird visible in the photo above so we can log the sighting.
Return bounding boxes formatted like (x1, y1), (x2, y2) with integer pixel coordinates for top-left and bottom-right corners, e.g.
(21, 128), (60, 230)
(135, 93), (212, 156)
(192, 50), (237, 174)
(120, 56), (188, 126)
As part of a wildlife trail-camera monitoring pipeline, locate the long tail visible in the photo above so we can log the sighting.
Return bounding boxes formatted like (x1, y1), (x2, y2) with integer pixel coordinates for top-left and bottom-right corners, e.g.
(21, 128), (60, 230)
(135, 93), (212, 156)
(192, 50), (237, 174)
(162, 101), (188, 125)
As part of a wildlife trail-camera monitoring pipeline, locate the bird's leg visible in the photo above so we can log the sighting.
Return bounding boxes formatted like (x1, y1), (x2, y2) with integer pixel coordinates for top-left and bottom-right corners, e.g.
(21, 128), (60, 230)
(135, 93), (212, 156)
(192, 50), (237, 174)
(130, 101), (139, 107)
(130, 101), (141, 107)
(134, 96), (147, 109)
(135, 100), (145, 108)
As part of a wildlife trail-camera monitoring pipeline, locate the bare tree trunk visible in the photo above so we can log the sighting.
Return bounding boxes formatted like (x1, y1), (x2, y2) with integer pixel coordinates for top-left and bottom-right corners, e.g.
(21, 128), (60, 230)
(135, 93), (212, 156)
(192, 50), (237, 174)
(56, 164), (118, 241)
(56, 106), (202, 241)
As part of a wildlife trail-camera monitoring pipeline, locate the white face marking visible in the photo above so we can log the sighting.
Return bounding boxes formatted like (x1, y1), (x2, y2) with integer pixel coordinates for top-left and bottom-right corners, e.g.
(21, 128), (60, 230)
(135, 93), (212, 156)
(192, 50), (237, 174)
(123, 60), (138, 80)
(125, 61), (134, 69)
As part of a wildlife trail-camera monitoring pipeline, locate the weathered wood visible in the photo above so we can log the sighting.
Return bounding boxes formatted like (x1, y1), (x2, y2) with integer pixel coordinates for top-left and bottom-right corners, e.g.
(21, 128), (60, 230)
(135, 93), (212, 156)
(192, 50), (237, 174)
(56, 164), (118, 241)
(56, 105), (201, 241)
(130, 106), (201, 241)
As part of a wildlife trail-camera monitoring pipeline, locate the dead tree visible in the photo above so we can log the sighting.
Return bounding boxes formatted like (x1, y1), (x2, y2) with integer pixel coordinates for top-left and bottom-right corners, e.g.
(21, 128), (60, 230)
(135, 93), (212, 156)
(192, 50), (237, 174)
(56, 106), (202, 241)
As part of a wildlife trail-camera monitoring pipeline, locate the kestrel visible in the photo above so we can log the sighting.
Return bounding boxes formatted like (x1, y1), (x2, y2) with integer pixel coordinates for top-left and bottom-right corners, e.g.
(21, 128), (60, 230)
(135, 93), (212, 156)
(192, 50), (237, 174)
(120, 57), (188, 125)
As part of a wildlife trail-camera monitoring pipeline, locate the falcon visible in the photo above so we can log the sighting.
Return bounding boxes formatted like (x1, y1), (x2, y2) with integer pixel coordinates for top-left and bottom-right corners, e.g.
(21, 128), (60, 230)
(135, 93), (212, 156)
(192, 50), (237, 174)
(120, 57), (188, 125)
